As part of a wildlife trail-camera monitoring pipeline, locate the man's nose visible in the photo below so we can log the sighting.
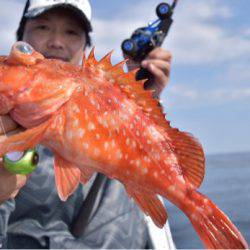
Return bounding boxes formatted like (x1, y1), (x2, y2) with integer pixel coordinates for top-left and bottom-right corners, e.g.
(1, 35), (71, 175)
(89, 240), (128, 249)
(47, 32), (65, 49)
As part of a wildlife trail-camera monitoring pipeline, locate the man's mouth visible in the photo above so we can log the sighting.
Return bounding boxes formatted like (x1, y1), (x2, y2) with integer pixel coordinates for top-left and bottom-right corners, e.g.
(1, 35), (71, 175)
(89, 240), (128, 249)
(45, 55), (70, 62)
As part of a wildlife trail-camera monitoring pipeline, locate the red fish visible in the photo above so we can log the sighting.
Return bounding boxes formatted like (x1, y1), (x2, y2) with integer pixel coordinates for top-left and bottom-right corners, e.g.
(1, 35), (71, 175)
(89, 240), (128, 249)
(0, 42), (248, 249)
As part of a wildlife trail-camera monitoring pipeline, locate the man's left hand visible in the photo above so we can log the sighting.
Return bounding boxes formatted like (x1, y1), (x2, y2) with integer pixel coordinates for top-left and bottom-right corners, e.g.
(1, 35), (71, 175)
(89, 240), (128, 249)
(126, 47), (172, 99)
(141, 47), (172, 98)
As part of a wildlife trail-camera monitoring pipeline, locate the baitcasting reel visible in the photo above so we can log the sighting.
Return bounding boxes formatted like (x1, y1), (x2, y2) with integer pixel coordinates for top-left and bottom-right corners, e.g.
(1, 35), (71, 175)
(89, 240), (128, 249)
(121, 1), (178, 80)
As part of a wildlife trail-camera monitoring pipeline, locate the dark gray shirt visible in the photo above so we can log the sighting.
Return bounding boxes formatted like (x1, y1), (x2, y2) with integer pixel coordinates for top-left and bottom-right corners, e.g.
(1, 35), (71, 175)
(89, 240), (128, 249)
(0, 146), (149, 249)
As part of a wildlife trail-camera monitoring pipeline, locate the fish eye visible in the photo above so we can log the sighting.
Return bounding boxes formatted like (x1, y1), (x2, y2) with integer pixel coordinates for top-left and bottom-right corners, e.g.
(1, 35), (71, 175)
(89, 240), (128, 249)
(15, 42), (34, 55)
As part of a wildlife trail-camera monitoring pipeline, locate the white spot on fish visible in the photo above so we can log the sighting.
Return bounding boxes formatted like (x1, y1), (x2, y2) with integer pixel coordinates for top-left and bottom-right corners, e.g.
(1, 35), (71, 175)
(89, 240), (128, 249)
(142, 167), (148, 175)
(135, 159), (141, 167)
(129, 160), (134, 165)
(122, 128), (127, 136)
(116, 150), (123, 160)
(135, 115), (140, 121)
(131, 141), (137, 149)
(190, 213), (198, 221)
(177, 175), (185, 184)
(147, 125), (165, 141)
(84, 110), (89, 120)
(104, 141), (109, 150)
(130, 124), (134, 130)
(153, 172), (158, 178)
(111, 118), (116, 126)
(73, 120), (79, 127)
(90, 98), (96, 106)
(111, 140), (116, 148)
(125, 154), (129, 160)
(108, 99), (112, 104)
(94, 148), (100, 156)
(144, 156), (150, 163)
(147, 140), (152, 145)
(83, 143), (89, 150)
(126, 138), (130, 146)
(96, 133), (100, 140)
(73, 104), (80, 113)
(67, 130), (73, 139)
(154, 152), (160, 161)
(88, 122), (95, 131)
(78, 128), (85, 137)
(168, 185), (176, 193)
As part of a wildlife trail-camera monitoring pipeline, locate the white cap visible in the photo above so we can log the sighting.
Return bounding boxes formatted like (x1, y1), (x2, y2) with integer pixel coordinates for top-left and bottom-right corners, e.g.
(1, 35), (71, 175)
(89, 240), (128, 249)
(24, 0), (92, 31)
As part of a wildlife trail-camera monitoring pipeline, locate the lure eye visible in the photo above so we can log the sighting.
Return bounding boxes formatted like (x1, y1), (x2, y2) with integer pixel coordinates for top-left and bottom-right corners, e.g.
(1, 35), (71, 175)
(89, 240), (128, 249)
(15, 42), (33, 55)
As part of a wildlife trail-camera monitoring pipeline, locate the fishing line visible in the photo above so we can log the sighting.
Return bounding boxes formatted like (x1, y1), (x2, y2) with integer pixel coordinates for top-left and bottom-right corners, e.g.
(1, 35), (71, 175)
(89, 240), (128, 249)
(0, 116), (7, 137)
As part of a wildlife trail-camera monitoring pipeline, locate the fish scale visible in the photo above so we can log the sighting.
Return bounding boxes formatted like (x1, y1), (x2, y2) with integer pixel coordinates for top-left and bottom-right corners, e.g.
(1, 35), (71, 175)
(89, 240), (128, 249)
(0, 42), (248, 249)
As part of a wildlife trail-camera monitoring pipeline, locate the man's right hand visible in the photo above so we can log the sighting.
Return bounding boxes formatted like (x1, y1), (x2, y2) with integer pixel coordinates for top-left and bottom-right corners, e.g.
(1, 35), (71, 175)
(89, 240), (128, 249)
(0, 115), (28, 205)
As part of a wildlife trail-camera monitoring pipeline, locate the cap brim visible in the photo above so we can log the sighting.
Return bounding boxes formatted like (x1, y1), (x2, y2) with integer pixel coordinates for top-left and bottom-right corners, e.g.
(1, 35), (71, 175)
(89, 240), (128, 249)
(25, 4), (92, 32)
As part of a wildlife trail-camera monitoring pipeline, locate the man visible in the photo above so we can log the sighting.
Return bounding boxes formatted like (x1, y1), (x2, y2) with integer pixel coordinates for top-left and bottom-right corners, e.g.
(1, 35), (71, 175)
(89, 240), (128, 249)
(0, 0), (174, 248)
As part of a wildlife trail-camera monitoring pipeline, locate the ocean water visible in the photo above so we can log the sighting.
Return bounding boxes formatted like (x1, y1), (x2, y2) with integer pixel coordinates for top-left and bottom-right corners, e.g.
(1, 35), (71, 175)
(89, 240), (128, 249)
(165, 152), (250, 249)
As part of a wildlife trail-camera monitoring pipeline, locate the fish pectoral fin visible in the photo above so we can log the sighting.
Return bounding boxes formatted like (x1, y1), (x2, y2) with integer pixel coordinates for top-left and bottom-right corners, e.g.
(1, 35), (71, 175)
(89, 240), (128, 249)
(126, 188), (167, 228)
(80, 167), (95, 184)
(54, 154), (81, 201)
(0, 121), (50, 157)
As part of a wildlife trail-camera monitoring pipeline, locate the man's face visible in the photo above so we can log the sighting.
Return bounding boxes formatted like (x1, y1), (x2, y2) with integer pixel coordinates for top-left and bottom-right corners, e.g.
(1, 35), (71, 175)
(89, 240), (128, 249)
(22, 7), (87, 65)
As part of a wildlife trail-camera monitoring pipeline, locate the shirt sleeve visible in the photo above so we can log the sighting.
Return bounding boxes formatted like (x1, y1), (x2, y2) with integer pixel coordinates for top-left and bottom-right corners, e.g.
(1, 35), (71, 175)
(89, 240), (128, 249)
(0, 199), (16, 249)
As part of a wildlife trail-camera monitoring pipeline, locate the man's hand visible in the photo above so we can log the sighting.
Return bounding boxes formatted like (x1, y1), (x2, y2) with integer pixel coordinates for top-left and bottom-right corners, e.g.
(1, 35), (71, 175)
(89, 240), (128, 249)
(0, 115), (28, 205)
(126, 47), (172, 99)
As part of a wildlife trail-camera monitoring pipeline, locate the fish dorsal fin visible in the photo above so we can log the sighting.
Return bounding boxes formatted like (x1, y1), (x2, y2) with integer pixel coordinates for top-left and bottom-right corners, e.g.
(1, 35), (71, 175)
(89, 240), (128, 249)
(54, 154), (81, 201)
(84, 51), (205, 187)
(84, 47), (98, 68)
(84, 50), (166, 126)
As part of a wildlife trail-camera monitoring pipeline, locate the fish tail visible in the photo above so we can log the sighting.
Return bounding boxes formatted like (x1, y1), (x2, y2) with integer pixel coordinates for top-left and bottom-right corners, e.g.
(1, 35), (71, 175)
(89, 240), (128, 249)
(186, 190), (248, 249)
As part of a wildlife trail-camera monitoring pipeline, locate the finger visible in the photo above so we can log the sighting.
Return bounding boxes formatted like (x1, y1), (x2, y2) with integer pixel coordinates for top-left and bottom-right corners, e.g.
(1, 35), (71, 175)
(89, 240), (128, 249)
(126, 59), (140, 71)
(147, 63), (168, 90)
(141, 59), (171, 77)
(10, 189), (20, 199)
(147, 48), (172, 61)
(0, 115), (19, 135)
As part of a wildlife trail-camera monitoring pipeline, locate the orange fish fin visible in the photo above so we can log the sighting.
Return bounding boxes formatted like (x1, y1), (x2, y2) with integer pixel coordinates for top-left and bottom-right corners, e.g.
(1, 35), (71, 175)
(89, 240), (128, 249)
(96, 50), (114, 71)
(187, 191), (248, 249)
(168, 128), (205, 188)
(0, 121), (50, 157)
(126, 188), (167, 228)
(54, 154), (81, 201)
(85, 47), (98, 67)
(107, 65), (167, 124)
(80, 167), (95, 184)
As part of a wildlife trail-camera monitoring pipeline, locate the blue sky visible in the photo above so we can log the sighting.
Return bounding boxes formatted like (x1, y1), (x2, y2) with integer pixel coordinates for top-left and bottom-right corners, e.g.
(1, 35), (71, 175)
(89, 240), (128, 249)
(0, 0), (249, 155)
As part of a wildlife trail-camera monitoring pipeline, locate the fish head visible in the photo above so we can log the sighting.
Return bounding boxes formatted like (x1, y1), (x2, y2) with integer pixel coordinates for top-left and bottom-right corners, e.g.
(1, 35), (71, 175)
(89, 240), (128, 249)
(0, 41), (45, 114)
(0, 42), (81, 127)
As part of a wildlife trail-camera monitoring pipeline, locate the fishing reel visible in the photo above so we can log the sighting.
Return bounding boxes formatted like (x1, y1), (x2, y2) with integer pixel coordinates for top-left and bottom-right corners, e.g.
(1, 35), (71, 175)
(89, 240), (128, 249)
(3, 148), (39, 175)
(121, 1), (178, 80)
